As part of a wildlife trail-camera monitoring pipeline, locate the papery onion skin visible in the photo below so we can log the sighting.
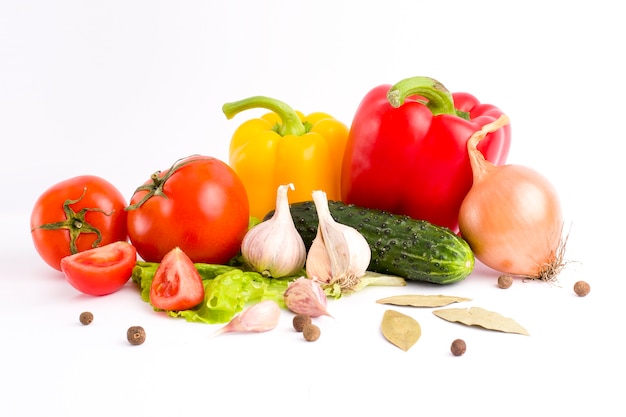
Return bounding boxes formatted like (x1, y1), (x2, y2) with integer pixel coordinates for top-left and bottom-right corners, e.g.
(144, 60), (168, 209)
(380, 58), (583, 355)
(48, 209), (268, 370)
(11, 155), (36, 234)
(458, 164), (563, 278)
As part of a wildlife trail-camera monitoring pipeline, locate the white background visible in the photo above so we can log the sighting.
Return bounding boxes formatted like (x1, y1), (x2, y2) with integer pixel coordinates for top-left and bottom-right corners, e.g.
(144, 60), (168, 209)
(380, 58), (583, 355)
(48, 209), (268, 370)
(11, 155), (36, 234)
(1, 1), (624, 416)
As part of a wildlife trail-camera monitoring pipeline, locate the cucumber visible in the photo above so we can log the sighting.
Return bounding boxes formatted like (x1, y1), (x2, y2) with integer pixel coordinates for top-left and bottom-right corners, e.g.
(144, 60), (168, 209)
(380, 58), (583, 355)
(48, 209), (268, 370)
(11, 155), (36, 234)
(266, 200), (474, 284)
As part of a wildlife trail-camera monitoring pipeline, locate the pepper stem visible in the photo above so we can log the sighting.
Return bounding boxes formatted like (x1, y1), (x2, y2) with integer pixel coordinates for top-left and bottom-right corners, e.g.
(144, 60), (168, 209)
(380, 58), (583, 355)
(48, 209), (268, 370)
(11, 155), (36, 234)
(222, 96), (306, 136)
(386, 76), (458, 117)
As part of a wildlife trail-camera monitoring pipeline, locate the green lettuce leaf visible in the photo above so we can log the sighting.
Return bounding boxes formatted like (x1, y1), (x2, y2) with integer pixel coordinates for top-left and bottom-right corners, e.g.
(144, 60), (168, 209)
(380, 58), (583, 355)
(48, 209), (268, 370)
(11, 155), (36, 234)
(131, 261), (295, 324)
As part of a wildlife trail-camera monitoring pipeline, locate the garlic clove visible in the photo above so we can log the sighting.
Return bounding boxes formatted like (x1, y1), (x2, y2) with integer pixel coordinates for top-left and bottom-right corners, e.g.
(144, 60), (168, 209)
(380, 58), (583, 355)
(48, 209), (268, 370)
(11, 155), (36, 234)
(241, 183), (307, 278)
(305, 232), (332, 284)
(236, 299), (282, 332)
(210, 300), (281, 338)
(284, 277), (331, 317)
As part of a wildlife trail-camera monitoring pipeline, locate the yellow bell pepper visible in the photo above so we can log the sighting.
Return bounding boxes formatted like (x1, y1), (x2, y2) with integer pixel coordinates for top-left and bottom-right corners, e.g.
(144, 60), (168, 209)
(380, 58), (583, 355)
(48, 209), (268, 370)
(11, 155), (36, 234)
(223, 96), (348, 220)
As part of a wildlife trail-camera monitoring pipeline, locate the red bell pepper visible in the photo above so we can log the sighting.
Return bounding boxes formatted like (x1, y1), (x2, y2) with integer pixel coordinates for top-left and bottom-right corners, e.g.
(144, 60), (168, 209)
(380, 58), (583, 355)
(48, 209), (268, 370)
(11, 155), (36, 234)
(341, 76), (511, 232)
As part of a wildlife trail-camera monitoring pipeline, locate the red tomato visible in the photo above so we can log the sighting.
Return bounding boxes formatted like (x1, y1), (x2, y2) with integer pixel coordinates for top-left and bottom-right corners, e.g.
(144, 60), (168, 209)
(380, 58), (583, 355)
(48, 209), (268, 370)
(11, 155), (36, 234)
(31, 175), (129, 271)
(60, 241), (137, 296)
(126, 155), (249, 264)
(150, 247), (204, 311)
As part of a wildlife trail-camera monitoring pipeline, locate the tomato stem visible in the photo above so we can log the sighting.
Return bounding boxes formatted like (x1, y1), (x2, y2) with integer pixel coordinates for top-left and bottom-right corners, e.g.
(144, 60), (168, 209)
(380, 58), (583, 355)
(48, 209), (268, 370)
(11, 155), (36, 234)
(126, 155), (210, 211)
(31, 187), (112, 254)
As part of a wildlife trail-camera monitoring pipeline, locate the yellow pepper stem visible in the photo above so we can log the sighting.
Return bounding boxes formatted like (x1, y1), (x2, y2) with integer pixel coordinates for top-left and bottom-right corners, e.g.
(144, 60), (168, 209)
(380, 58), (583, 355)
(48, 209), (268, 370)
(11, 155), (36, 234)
(222, 96), (306, 136)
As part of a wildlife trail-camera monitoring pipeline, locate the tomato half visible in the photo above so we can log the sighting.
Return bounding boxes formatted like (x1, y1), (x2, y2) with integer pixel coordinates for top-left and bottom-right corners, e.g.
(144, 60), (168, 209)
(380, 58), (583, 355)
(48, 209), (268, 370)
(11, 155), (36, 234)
(150, 247), (205, 311)
(31, 175), (129, 271)
(126, 155), (249, 264)
(60, 241), (137, 296)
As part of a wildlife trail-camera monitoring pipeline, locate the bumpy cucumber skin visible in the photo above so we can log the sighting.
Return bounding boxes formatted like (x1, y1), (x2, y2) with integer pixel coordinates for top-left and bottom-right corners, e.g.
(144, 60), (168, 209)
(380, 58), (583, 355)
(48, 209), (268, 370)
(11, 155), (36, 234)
(270, 200), (475, 285)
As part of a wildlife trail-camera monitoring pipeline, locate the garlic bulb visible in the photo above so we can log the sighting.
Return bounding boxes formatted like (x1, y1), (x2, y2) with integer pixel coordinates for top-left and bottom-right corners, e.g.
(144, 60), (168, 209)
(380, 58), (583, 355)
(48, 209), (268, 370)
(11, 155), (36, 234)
(241, 184), (306, 278)
(305, 190), (371, 293)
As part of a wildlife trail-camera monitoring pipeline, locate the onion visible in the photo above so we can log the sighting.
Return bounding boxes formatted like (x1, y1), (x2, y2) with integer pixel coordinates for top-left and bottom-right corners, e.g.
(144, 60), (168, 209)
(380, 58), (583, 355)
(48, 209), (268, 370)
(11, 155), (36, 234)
(458, 115), (567, 281)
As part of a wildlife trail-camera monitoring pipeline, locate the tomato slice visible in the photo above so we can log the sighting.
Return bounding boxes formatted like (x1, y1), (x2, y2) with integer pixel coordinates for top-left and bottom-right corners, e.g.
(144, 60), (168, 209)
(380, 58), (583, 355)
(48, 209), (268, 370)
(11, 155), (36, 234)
(60, 241), (137, 296)
(150, 247), (205, 311)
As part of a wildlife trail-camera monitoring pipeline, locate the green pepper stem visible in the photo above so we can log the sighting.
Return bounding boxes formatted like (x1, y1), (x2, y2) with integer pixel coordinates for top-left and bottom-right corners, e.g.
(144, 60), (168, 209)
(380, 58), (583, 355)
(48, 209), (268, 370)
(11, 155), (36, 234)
(386, 76), (457, 116)
(222, 96), (306, 136)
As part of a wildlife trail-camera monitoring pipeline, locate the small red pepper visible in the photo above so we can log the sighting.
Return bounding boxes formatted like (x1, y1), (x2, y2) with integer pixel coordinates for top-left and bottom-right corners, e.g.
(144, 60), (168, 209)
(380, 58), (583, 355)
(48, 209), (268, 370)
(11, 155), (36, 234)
(341, 76), (511, 232)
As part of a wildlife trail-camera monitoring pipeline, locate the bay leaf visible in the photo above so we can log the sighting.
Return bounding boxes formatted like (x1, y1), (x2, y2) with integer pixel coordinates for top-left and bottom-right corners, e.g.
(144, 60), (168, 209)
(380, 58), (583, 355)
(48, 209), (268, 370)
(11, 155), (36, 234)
(433, 307), (529, 336)
(377, 294), (472, 308)
(381, 310), (421, 351)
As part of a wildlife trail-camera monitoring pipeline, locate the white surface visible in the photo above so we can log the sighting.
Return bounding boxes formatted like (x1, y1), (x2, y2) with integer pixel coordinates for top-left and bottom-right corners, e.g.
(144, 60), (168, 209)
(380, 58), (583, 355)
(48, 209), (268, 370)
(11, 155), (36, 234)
(1, 1), (623, 416)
